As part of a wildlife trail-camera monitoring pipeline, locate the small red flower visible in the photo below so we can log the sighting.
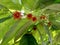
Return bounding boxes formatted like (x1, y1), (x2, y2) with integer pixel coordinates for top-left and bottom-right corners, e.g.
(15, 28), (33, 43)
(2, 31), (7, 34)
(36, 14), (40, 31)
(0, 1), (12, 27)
(27, 13), (32, 19)
(48, 22), (51, 26)
(40, 15), (46, 19)
(13, 11), (22, 19)
(32, 16), (37, 22)
(33, 25), (37, 30)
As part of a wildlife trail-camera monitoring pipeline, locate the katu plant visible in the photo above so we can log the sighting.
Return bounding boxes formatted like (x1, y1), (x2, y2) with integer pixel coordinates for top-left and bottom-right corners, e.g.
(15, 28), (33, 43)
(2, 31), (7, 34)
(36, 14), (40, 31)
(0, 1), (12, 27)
(0, 0), (60, 45)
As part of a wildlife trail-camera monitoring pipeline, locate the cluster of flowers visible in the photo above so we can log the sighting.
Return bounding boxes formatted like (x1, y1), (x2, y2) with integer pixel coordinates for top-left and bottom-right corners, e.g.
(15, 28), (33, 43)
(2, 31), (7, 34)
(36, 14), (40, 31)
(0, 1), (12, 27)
(13, 11), (47, 21)
(13, 11), (51, 30)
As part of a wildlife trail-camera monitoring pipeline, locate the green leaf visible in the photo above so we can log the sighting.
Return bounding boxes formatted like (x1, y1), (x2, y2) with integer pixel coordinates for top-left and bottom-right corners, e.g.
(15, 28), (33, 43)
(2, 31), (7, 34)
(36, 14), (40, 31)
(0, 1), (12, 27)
(1, 18), (29, 45)
(14, 21), (33, 42)
(0, 4), (10, 13)
(22, 0), (40, 10)
(55, 32), (60, 42)
(22, 0), (55, 10)
(51, 23), (60, 30)
(0, 16), (12, 23)
(19, 34), (38, 45)
(0, 18), (16, 40)
(43, 24), (52, 45)
(46, 4), (60, 11)
(54, 0), (60, 3)
(1, 19), (21, 45)
(37, 23), (47, 45)
(0, 4), (12, 18)
(37, 26), (46, 45)
(38, 0), (55, 9)
(49, 14), (60, 30)
(53, 31), (60, 45)
(0, 0), (22, 10)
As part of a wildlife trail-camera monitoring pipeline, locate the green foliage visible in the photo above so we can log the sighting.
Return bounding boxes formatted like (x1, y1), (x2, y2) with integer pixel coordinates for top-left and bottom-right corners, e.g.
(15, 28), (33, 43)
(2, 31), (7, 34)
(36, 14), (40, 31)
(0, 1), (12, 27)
(0, 16), (12, 23)
(22, 0), (40, 10)
(14, 21), (33, 42)
(0, 0), (60, 45)
(22, 0), (55, 10)
(19, 34), (38, 45)
(1, 20), (21, 45)
(0, 0), (22, 10)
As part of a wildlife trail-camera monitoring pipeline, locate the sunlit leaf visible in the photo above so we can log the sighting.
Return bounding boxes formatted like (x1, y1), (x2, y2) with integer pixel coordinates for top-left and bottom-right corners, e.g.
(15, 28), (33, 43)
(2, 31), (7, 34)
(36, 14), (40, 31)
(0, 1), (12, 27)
(0, 20), (21, 45)
(37, 25), (46, 45)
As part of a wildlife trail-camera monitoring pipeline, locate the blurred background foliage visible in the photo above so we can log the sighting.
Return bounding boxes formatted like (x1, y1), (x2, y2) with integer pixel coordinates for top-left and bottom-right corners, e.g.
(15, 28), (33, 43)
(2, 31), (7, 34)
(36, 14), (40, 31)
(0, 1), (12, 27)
(0, 0), (60, 45)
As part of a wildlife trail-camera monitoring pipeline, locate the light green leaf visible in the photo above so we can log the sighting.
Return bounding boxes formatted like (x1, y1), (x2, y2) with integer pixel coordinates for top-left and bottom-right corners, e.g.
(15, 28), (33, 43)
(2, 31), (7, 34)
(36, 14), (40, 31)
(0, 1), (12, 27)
(37, 24), (46, 45)
(22, 0), (55, 10)
(1, 18), (30, 45)
(43, 24), (52, 45)
(45, 4), (60, 11)
(22, 0), (40, 10)
(38, 0), (55, 9)
(14, 21), (33, 42)
(0, 4), (12, 18)
(0, 0), (22, 10)
(0, 20), (21, 45)
(0, 18), (16, 40)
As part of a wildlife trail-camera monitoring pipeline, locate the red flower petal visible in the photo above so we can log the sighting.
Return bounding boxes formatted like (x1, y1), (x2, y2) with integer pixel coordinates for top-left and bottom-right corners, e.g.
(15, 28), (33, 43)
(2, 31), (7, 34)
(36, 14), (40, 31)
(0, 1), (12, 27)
(48, 22), (51, 26)
(40, 15), (46, 19)
(32, 16), (37, 22)
(27, 13), (32, 19)
(33, 25), (37, 30)
(13, 11), (22, 19)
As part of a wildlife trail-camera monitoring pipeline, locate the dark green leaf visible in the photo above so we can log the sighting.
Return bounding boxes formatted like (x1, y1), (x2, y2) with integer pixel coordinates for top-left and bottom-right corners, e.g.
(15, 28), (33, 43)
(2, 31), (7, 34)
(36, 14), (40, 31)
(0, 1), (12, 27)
(51, 24), (60, 30)
(19, 34), (38, 45)
(0, 16), (12, 23)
